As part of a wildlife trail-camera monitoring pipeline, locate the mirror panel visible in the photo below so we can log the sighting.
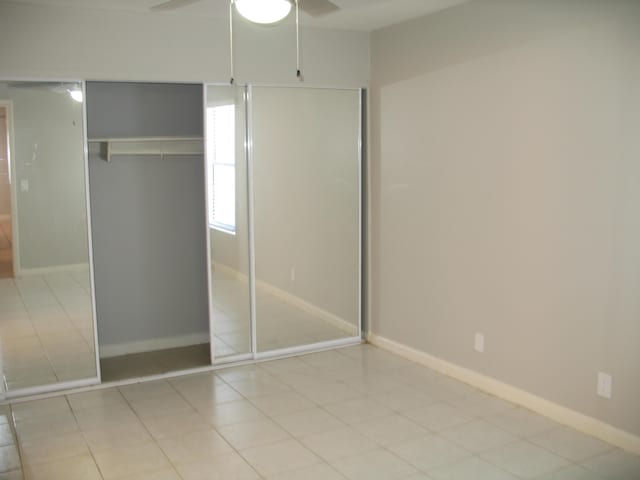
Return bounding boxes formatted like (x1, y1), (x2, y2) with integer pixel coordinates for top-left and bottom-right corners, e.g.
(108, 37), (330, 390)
(206, 85), (252, 360)
(251, 86), (361, 352)
(0, 80), (97, 393)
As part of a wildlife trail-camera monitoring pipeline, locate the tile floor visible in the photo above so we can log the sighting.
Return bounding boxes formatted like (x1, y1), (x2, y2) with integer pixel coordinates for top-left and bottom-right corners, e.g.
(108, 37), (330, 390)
(3, 344), (639, 480)
(0, 272), (96, 391)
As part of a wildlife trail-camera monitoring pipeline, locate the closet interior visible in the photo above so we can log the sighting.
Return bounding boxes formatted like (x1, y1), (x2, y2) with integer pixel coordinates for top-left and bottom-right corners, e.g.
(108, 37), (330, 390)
(0, 79), (363, 396)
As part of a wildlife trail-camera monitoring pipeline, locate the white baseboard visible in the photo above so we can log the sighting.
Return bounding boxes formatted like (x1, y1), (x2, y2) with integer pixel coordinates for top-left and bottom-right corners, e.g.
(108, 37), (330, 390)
(100, 332), (210, 358)
(213, 262), (358, 336)
(367, 333), (640, 456)
(17, 262), (90, 277)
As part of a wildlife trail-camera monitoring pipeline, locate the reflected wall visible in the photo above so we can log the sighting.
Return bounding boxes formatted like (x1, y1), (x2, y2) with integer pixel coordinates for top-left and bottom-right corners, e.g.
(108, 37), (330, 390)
(251, 87), (361, 352)
(0, 81), (97, 393)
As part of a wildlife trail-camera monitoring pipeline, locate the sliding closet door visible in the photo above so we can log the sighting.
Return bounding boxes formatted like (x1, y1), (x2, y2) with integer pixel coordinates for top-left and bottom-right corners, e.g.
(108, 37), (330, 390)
(205, 85), (252, 361)
(251, 87), (361, 353)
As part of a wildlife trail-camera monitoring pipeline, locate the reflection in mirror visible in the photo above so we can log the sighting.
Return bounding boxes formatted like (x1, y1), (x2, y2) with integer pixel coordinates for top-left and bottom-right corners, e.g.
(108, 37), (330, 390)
(0, 80), (97, 392)
(206, 85), (252, 360)
(252, 87), (360, 352)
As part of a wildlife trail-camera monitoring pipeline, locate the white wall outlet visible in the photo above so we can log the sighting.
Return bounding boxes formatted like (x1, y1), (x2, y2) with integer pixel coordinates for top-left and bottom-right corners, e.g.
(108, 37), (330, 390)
(474, 333), (484, 353)
(290, 267), (296, 282)
(20, 179), (29, 192)
(597, 372), (612, 399)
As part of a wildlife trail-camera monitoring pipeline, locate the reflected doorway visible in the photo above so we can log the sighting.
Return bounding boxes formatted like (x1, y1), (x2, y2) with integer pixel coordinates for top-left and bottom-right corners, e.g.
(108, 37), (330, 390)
(0, 105), (12, 279)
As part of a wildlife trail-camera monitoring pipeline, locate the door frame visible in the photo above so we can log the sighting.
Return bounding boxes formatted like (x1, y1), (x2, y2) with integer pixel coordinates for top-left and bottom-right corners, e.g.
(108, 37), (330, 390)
(0, 100), (19, 277)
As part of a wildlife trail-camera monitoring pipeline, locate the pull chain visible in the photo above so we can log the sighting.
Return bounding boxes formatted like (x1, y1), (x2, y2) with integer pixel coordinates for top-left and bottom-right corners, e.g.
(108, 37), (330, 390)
(296, 0), (302, 80)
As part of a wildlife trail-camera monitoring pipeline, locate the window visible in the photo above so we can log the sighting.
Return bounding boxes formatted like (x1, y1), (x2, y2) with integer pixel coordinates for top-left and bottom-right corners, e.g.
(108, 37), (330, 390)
(206, 103), (236, 234)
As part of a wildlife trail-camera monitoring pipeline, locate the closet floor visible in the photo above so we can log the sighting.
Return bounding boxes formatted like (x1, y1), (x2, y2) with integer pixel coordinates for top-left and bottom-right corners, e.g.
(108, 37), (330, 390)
(100, 344), (211, 382)
(0, 217), (12, 279)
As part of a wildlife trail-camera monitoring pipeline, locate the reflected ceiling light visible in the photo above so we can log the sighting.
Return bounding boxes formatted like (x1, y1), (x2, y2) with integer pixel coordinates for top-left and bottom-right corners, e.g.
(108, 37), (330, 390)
(68, 88), (83, 103)
(234, 0), (292, 24)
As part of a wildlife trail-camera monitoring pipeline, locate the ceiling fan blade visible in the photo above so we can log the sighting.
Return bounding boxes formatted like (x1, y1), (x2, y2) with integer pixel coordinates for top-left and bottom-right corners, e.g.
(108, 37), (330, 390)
(299, 0), (339, 17)
(150, 0), (203, 12)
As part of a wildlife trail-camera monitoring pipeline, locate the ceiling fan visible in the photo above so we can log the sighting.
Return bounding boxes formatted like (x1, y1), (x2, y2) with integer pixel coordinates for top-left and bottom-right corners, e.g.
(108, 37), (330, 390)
(150, 0), (339, 83)
(150, 0), (340, 18)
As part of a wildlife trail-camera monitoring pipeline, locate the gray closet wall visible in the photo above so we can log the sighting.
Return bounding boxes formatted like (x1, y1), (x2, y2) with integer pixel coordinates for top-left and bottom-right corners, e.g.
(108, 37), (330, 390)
(87, 82), (208, 352)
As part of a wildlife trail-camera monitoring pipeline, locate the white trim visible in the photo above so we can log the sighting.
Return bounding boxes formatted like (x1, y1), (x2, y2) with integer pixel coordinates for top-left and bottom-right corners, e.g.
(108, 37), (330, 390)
(213, 262), (358, 336)
(99, 332), (210, 358)
(3, 376), (100, 400)
(367, 333), (640, 456)
(17, 262), (89, 277)
(203, 83), (216, 364)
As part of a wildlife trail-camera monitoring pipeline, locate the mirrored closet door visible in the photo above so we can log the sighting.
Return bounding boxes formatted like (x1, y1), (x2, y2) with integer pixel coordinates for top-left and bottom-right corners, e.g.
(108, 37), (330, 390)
(251, 87), (361, 353)
(0, 80), (98, 395)
(206, 84), (362, 361)
(205, 85), (252, 361)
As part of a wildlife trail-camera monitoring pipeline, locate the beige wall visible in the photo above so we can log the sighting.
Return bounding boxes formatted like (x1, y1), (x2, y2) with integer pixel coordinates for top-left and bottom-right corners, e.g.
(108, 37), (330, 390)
(0, 2), (368, 87)
(371, 0), (640, 437)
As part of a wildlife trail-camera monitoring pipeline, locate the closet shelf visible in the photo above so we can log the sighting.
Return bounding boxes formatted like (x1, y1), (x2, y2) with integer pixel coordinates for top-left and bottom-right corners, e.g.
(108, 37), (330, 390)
(88, 137), (204, 162)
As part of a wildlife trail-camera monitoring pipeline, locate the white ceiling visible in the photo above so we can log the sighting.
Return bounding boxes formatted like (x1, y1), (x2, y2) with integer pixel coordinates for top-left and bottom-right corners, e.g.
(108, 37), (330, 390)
(6, 0), (470, 31)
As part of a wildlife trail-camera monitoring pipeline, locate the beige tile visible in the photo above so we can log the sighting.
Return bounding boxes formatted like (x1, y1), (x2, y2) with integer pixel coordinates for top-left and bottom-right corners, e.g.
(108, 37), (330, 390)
(274, 407), (346, 437)
(267, 463), (347, 480)
(581, 449), (640, 480)
(248, 391), (316, 417)
(240, 439), (321, 477)
(119, 381), (176, 402)
(331, 448), (418, 480)
(368, 386), (436, 412)
(141, 411), (210, 440)
(196, 399), (267, 427)
(82, 421), (152, 452)
(529, 426), (614, 462)
(19, 431), (89, 466)
(14, 411), (79, 442)
(387, 434), (471, 471)
(353, 414), (430, 446)
(218, 418), (291, 450)
(74, 402), (138, 431)
(535, 465), (608, 480)
(440, 419), (517, 453)
(299, 427), (377, 461)
(426, 456), (519, 480)
(0, 469), (24, 480)
(11, 397), (70, 423)
(324, 397), (394, 425)
(22, 453), (101, 480)
(129, 392), (194, 419)
(290, 381), (363, 406)
(67, 388), (126, 411)
(402, 403), (475, 432)
(114, 467), (182, 480)
(486, 407), (559, 437)
(177, 452), (260, 480)
(480, 440), (570, 478)
(92, 441), (170, 479)
(157, 428), (233, 465)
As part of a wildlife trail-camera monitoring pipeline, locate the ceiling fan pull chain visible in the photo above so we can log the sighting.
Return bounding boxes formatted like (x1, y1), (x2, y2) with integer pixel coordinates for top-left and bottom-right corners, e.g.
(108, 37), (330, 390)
(296, 0), (302, 81)
(229, 0), (235, 84)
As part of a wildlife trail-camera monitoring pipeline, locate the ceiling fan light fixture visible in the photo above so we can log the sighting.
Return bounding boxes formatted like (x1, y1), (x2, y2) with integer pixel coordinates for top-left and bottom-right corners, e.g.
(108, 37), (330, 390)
(235, 0), (292, 24)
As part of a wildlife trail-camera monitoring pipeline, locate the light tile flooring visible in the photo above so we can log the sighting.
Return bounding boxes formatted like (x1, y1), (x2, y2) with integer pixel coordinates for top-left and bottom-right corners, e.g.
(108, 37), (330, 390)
(211, 267), (359, 358)
(0, 272), (96, 391)
(4, 344), (639, 479)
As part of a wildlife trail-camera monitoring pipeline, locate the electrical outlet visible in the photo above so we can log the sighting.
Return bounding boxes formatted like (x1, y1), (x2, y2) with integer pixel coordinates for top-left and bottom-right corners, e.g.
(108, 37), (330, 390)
(474, 333), (484, 353)
(290, 267), (296, 282)
(597, 372), (612, 399)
